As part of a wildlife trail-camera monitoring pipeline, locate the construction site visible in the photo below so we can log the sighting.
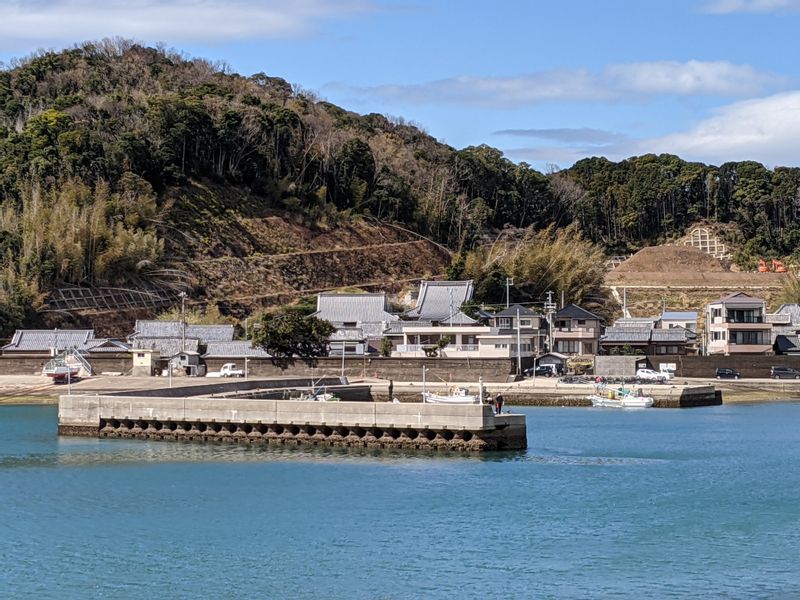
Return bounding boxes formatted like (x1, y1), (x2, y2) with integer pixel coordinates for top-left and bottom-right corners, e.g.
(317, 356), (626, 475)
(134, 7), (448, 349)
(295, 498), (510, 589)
(605, 226), (791, 326)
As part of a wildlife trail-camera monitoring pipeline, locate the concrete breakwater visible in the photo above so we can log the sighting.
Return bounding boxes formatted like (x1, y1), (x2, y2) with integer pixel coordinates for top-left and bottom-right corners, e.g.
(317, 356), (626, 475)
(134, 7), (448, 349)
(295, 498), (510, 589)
(58, 394), (527, 452)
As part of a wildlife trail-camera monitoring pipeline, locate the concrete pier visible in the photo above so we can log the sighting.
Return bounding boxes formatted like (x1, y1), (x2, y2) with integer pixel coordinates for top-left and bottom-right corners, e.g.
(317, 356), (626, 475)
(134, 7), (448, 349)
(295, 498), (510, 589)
(58, 394), (527, 452)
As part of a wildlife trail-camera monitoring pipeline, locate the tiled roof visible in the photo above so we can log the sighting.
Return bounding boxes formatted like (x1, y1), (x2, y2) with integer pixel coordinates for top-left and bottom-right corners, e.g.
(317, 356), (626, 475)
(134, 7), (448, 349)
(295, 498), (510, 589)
(556, 304), (600, 320)
(661, 311), (698, 320)
(84, 339), (131, 353)
(405, 280), (474, 320)
(201, 341), (270, 358)
(132, 337), (200, 358)
(313, 293), (398, 324)
(130, 321), (234, 343)
(712, 292), (764, 305)
(600, 327), (653, 343)
(652, 328), (695, 342)
(2, 329), (95, 352)
(492, 304), (541, 317)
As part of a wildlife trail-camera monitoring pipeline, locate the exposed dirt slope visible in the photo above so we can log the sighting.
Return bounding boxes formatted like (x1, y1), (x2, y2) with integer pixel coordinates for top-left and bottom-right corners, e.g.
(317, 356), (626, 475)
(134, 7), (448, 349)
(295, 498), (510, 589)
(614, 246), (727, 273)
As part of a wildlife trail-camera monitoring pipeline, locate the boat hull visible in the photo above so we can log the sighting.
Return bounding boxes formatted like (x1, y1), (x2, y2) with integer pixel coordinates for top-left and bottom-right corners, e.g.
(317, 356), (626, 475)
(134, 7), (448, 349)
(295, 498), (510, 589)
(588, 394), (654, 409)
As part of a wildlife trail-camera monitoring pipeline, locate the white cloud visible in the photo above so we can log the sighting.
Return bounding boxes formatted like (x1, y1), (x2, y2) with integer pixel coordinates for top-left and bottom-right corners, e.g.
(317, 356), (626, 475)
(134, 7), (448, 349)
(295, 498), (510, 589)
(494, 127), (627, 146)
(606, 60), (787, 96)
(506, 91), (800, 168)
(643, 91), (800, 166)
(0, 0), (373, 47)
(342, 60), (787, 107)
(703, 0), (800, 13)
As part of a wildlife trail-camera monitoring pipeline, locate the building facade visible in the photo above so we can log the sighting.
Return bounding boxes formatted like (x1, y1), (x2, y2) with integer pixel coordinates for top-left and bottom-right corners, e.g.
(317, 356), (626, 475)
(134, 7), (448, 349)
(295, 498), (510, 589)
(705, 292), (773, 355)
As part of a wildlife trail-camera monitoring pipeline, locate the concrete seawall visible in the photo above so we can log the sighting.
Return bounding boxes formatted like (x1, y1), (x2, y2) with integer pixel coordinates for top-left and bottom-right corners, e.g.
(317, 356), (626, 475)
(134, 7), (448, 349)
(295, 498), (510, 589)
(58, 395), (527, 452)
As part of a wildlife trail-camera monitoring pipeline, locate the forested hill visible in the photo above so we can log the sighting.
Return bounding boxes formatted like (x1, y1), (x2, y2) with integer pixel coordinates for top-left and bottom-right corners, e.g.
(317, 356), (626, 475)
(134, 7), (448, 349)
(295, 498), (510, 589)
(0, 40), (799, 329)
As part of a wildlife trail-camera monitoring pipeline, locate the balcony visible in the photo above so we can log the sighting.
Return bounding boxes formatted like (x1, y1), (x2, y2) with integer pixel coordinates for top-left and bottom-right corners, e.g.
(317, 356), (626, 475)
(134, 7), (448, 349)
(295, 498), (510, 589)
(725, 316), (764, 323)
(553, 328), (597, 339)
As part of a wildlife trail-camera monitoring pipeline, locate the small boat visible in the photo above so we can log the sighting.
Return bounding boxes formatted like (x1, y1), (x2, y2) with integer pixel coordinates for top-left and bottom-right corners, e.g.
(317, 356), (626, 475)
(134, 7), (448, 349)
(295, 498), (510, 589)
(422, 387), (480, 404)
(43, 363), (80, 383)
(588, 383), (653, 408)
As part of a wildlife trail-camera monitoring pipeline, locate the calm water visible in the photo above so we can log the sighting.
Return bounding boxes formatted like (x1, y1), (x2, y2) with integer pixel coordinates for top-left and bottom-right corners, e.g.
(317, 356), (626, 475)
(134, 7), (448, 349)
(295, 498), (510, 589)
(1, 404), (800, 599)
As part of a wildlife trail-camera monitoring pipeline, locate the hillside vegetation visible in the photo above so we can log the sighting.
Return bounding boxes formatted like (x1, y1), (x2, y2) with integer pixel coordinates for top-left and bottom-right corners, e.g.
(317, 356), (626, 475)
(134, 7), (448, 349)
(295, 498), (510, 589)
(1, 40), (800, 333)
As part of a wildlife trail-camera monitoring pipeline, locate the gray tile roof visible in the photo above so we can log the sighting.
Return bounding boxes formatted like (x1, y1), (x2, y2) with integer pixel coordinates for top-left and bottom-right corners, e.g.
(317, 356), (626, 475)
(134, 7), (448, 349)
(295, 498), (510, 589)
(84, 339), (131, 353)
(2, 329), (95, 353)
(312, 293), (398, 325)
(405, 280), (474, 320)
(492, 304), (541, 317)
(600, 327), (652, 343)
(132, 337), (200, 358)
(556, 304), (601, 320)
(712, 292), (764, 305)
(130, 321), (234, 343)
(202, 341), (270, 358)
(652, 328), (695, 342)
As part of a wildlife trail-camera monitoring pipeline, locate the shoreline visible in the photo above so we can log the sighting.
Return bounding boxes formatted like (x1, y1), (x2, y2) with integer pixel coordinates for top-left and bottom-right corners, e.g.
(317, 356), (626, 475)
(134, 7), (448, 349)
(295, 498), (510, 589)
(0, 375), (800, 407)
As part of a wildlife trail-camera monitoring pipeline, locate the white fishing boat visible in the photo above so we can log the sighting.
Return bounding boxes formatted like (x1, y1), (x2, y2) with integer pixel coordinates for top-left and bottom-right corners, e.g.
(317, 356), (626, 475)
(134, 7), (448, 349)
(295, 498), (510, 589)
(42, 363), (80, 383)
(422, 387), (480, 404)
(588, 383), (654, 408)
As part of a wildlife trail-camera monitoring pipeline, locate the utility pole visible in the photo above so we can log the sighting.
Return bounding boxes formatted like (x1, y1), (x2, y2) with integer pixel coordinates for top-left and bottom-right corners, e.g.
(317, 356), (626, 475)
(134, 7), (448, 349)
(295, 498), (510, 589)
(506, 277), (514, 309)
(179, 291), (187, 352)
(516, 307), (522, 375)
(544, 291), (557, 353)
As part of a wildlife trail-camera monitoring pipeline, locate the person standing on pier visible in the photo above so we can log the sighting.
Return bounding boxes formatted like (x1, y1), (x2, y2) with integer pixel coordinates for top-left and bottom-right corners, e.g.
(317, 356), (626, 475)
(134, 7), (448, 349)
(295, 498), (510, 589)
(495, 393), (504, 415)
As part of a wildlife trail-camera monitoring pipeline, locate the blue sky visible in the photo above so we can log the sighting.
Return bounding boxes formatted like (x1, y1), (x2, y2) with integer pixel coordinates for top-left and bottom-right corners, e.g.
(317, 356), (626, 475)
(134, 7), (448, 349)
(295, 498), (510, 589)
(1, 0), (800, 170)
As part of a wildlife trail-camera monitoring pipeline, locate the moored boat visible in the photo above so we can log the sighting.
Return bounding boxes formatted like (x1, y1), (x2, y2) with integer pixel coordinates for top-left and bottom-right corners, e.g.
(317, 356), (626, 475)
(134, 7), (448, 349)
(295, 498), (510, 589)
(422, 387), (480, 404)
(588, 384), (654, 408)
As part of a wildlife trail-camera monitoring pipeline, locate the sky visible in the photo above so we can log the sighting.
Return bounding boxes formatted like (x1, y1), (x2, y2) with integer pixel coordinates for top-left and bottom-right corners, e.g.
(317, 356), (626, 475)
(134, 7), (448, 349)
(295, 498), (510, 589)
(1, 0), (800, 170)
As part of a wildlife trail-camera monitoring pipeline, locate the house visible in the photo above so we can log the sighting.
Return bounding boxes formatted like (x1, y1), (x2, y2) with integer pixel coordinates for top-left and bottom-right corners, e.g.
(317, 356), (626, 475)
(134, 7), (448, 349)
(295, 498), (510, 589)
(705, 292), (773, 355)
(658, 311), (698, 333)
(2, 329), (97, 355)
(767, 304), (800, 354)
(128, 320), (234, 361)
(311, 293), (399, 355)
(552, 304), (603, 355)
(599, 320), (697, 355)
(489, 304), (548, 353)
(392, 305), (540, 360)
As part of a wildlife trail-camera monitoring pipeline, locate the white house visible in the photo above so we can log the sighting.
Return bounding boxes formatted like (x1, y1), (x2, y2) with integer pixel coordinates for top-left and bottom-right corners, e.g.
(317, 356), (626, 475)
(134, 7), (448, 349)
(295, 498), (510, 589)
(705, 292), (772, 355)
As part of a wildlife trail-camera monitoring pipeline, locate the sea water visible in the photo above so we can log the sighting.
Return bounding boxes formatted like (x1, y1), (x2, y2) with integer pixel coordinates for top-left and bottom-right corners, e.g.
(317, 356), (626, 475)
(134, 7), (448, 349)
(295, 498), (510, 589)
(1, 403), (799, 599)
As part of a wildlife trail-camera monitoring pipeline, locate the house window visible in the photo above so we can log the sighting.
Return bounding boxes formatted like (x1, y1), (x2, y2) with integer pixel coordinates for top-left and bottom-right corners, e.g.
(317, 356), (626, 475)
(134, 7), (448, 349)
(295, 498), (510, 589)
(556, 340), (580, 353)
(577, 319), (586, 325)
(712, 308), (722, 318)
(343, 322), (357, 327)
(520, 319), (531, 327)
(137, 352), (145, 358)
(498, 317), (512, 329)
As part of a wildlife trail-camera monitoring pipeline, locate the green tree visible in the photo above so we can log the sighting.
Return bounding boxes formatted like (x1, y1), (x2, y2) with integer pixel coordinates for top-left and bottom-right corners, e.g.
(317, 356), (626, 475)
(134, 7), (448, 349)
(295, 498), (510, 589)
(252, 311), (335, 361)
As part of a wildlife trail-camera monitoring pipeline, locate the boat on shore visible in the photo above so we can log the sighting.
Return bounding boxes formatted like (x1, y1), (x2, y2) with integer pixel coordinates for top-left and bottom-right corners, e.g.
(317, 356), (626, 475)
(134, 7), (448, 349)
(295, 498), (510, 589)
(43, 364), (80, 383)
(588, 384), (654, 408)
(422, 387), (480, 404)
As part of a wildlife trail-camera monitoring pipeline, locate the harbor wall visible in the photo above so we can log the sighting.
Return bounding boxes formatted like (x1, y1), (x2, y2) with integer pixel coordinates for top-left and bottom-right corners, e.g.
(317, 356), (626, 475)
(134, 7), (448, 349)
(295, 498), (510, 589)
(58, 394), (527, 452)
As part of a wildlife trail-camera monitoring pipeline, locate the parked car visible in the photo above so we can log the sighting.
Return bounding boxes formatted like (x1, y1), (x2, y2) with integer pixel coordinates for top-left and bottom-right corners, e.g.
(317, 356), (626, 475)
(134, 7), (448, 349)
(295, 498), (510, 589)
(715, 367), (740, 380)
(528, 365), (556, 377)
(770, 366), (800, 379)
(635, 368), (667, 383)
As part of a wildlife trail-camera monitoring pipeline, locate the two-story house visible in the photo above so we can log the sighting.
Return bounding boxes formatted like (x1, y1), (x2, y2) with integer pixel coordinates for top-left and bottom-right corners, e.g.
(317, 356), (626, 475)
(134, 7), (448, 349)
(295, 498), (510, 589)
(311, 292), (399, 355)
(552, 304), (602, 355)
(705, 292), (773, 355)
